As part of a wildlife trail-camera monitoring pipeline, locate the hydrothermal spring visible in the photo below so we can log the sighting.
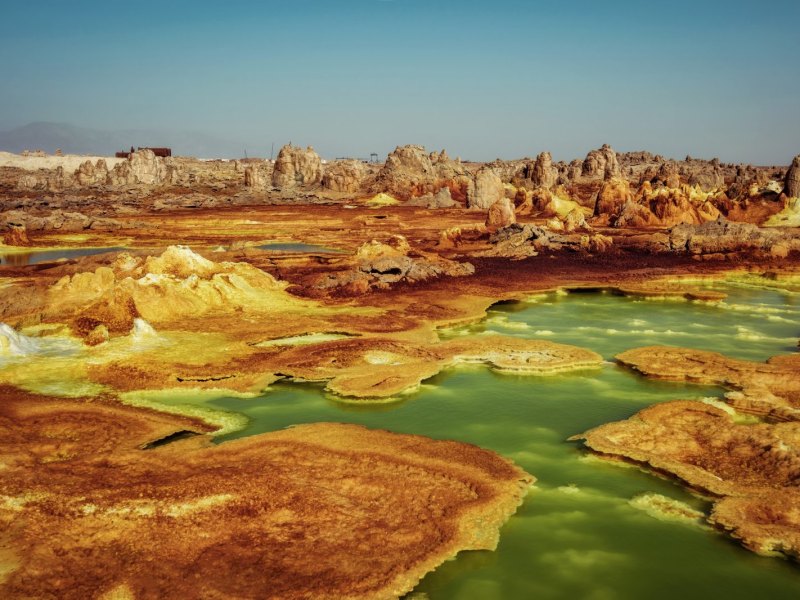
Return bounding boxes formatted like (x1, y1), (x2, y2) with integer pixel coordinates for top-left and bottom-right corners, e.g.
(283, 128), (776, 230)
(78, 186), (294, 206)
(130, 284), (800, 598)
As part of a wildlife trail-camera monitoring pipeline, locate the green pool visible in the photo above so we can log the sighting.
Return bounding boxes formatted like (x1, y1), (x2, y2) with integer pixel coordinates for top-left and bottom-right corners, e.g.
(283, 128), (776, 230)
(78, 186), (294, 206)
(158, 284), (800, 599)
(0, 246), (127, 266)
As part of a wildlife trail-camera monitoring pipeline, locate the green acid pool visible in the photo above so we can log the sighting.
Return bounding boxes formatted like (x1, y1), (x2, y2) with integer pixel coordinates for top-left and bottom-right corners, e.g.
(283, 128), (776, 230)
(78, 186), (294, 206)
(154, 284), (800, 599)
(0, 246), (126, 266)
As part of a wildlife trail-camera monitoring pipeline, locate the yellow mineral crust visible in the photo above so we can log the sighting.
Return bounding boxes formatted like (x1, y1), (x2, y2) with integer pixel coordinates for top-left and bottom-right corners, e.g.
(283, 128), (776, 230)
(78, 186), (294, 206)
(0, 387), (533, 600)
(573, 400), (800, 559)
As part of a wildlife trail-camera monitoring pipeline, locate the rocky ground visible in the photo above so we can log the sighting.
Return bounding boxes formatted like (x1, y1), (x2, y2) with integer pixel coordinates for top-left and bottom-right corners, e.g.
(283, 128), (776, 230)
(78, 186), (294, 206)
(1, 143), (799, 597)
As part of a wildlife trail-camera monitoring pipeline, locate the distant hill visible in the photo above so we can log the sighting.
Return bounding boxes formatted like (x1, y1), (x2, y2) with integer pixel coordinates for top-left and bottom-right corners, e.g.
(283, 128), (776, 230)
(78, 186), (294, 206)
(0, 122), (261, 159)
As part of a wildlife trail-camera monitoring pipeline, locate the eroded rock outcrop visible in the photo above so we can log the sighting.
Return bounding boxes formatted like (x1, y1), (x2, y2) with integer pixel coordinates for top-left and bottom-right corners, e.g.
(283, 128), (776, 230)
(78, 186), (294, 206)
(75, 159), (109, 186)
(405, 186), (457, 208)
(0, 209), (119, 233)
(526, 151), (557, 189)
(253, 335), (603, 398)
(108, 149), (173, 186)
(271, 145), (323, 189)
(373, 145), (471, 201)
(467, 167), (504, 210)
(315, 235), (474, 294)
(485, 198), (516, 232)
(243, 164), (265, 189)
(321, 159), (367, 193)
(593, 177), (633, 220)
(482, 223), (608, 258)
(581, 144), (620, 180)
(688, 164), (724, 191)
(786, 155), (800, 198)
(669, 217), (800, 256)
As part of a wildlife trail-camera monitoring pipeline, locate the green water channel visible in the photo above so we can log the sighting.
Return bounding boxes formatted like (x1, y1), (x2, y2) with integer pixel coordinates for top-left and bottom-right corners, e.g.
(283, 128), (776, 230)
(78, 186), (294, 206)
(157, 284), (800, 599)
(0, 246), (126, 266)
(258, 242), (342, 253)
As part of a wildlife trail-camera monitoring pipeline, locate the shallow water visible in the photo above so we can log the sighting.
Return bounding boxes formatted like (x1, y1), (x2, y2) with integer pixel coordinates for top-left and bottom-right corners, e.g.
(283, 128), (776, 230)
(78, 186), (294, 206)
(153, 284), (800, 599)
(0, 246), (126, 266)
(439, 285), (800, 362)
(257, 242), (342, 253)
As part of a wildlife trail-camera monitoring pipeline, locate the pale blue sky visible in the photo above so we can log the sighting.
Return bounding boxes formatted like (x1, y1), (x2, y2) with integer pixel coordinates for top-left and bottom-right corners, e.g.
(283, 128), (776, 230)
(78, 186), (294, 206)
(1, 0), (798, 162)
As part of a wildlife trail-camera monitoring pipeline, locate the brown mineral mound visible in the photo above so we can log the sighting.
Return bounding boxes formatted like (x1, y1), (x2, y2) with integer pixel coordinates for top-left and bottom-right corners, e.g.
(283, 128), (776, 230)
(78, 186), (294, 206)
(616, 345), (800, 421)
(573, 400), (800, 558)
(0, 386), (533, 599)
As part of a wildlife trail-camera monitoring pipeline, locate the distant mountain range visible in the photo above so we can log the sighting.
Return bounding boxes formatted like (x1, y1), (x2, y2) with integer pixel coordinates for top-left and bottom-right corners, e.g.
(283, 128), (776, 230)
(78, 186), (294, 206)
(0, 122), (262, 159)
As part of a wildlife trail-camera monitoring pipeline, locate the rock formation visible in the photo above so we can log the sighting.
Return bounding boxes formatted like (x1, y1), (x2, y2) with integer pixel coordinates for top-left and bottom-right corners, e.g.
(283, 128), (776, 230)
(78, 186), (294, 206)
(581, 144), (620, 180)
(669, 217), (800, 256)
(483, 223), (610, 257)
(467, 167), (504, 210)
(243, 164), (265, 189)
(321, 159), (367, 193)
(614, 200), (660, 228)
(315, 235), (474, 294)
(688, 164), (724, 191)
(3, 224), (30, 246)
(405, 186), (457, 208)
(786, 155), (800, 198)
(563, 207), (588, 232)
(271, 145), (323, 189)
(107, 149), (173, 186)
(254, 334), (602, 398)
(593, 177), (633, 220)
(652, 161), (681, 189)
(526, 151), (557, 189)
(485, 198), (516, 232)
(75, 159), (109, 186)
(372, 145), (471, 201)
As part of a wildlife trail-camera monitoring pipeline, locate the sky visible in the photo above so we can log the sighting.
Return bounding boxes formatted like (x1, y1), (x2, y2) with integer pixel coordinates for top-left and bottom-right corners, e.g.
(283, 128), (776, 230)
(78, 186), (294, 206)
(0, 0), (798, 163)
